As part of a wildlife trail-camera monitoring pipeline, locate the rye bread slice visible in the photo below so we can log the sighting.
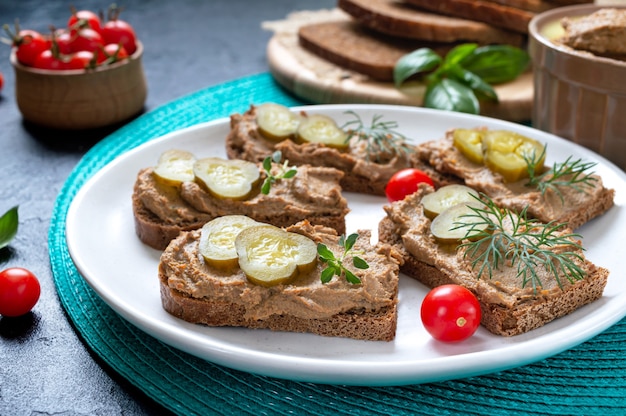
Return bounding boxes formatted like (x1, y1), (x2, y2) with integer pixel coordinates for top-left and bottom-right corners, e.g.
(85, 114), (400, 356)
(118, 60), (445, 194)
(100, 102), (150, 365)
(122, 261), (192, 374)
(159, 222), (400, 341)
(338, 0), (526, 44)
(378, 187), (609, 337)
(298, 20), (455, 81)
(403, 0), (535, 34)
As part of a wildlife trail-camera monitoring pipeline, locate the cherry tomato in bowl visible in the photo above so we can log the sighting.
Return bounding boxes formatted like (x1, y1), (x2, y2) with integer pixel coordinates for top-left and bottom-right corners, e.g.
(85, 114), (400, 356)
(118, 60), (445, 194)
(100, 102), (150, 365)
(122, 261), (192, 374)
(0, 267), (41, 317)
(420, 284), (481, 342)
(385, 168), (434, 202)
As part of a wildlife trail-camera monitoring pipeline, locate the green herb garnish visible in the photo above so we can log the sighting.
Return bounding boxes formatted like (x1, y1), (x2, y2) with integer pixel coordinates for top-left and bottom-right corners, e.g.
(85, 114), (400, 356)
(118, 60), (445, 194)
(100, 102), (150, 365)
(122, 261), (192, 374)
(525, 149), (598, 202)
(0, 206), (18, 250)
(454, 195), (586, 292)
(341, 110), (414, 161)
(261, 151), (297, 195)
(317, 233), (368, 284)
(394, 44), (530, 114)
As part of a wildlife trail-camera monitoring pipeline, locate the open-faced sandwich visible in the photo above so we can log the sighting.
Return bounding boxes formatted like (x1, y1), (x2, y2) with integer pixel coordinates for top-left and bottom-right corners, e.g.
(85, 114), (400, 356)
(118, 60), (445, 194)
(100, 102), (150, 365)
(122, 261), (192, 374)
(225, 103), (457, 196)
(133, 149), (349, 250)
(417, 128), (615, 229)
(158, 216), (401, 341)
(379, 183), (610, 336)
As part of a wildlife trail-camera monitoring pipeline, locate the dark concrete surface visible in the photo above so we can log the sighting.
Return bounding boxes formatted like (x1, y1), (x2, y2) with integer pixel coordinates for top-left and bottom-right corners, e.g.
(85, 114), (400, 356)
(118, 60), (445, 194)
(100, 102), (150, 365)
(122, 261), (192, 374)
(0, 1), (334, 414)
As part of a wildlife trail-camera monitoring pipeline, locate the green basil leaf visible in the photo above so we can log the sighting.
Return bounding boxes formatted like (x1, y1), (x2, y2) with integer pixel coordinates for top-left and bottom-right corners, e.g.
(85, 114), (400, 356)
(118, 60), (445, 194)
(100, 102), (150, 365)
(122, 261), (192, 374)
(441, 43), (478, 68)
(459, 45), (530, 84)
(0, 206), (18, 249)
(424, 79), (480, 114)
(393, 48), (442, 87)
(448, 66), (498, 102)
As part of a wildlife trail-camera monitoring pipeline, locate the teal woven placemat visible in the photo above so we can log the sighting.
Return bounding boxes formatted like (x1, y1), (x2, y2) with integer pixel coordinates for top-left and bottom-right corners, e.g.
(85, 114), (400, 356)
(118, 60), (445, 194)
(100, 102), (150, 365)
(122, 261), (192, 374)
(49, 73), (626, 415)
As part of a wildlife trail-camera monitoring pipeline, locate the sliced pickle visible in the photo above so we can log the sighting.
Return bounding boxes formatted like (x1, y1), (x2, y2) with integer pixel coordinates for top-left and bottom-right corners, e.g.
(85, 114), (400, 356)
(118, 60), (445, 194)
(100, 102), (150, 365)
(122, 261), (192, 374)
(153, 149), (196, 186)
(256, 103), (301, 141)
(483, 131), (545, 183)
(453, 129), (484, 165)
(430, 203), (489, 244)
(199, 215), (261, 270)
(421, 184), (480, 220)
(235, 225), (318, 287)
(193, 157), (260, 200)
(296, 114), (349, 149)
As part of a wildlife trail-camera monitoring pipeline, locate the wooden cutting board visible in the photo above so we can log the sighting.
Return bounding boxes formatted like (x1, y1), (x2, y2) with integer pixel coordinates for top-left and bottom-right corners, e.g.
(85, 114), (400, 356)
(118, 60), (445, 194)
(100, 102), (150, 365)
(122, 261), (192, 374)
(263, 9), (533, 122)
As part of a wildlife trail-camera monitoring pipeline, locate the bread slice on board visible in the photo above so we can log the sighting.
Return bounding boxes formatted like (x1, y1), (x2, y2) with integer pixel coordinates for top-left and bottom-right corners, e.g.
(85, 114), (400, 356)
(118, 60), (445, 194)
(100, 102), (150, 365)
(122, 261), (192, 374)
(403, 0), (535, 33)
(159, 221), (400, 341)
(338, 0), (526, 44)
(298, 20), (456, 81)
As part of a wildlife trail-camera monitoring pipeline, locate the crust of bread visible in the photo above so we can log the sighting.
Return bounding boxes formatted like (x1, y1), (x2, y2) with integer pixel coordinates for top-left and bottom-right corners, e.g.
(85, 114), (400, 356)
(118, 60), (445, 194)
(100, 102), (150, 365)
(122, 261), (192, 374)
(403, 0), (535, 33)
(160, 282), (398, 341)
(378, 216), (609, 336)
(338, 0), (526, 44)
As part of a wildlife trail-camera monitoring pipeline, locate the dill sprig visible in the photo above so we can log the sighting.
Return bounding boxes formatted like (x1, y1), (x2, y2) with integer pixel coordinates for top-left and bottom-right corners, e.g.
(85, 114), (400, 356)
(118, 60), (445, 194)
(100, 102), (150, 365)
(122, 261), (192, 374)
(525, 147), (598, 202)
(454, 195), (586, 291)
(261, 151), (297, 194)
(340, 111), (414, 161)
(317, 233), (368, 284)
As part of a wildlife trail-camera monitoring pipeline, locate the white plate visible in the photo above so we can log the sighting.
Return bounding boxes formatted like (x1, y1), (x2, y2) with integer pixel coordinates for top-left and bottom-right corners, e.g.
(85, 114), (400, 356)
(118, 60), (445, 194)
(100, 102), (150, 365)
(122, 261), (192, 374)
(66, 104), (626, 386)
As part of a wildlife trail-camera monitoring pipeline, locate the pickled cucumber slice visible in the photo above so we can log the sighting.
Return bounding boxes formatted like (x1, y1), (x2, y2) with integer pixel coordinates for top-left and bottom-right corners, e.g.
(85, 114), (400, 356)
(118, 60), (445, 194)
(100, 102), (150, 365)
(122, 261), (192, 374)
(430, 203), (489, 244)
(453, 129), (484, 165)
(453, 129), (546, 183)
(297, 114), (349, 149)
(193, 157), (260, 200)
(199, 215), (260, 270)
(421, 184), (479, 220)
(153, 149), (196, 186)
(256, 103), (301, 141)
(483, 131), (545, 183)
(235, 225), (318, 287)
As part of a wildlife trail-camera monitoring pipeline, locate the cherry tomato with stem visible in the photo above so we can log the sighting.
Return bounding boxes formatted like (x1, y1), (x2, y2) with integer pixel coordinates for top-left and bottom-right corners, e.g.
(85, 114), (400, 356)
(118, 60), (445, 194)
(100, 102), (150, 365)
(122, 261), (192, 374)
(102, 17), (136, 55)
(0, 267), (41, 317)
(96, 43), (129, 65)
(420, 284), (481, 342)
(68, 27), (103, 53)
(4, 26), (50, 66)
(68, 9), (102, 34)
(385, 168), (435, 202)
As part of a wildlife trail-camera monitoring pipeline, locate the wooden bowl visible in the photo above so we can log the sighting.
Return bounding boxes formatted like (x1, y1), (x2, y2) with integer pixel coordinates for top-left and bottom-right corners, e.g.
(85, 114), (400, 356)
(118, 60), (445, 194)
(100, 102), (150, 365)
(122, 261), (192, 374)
(529, 5), (626, 171)
(11, 41), (147, 130)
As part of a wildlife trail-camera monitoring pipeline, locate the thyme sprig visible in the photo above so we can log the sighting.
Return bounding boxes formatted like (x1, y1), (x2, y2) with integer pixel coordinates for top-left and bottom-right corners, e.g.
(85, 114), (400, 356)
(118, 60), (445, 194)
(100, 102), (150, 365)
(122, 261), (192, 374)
(453, 195), (586, 291)
(340, 111), (414, 161)
(261, 151), (297, 194)
(317, 233), (368, 284)
(524, 147), (598, 202)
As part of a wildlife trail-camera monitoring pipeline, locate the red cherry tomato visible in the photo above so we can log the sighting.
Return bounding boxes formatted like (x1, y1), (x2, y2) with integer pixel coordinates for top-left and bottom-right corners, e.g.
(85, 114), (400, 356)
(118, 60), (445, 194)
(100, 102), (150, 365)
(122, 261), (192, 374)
(0, 72), (3, 92)
(68, 9), (103, 34)
(420, 284), (481, 342)
(68, 28), (103, 53)
(385, 168), (434, 202)
(12, 30), (50, 66)
(96, 43), (129, 65)
(32, 49), (86, 70)
(0, 267), (41, 317)
(54, 30), (74, 55)
(102, 19), (137, 55)
(72, 50), (96, 68)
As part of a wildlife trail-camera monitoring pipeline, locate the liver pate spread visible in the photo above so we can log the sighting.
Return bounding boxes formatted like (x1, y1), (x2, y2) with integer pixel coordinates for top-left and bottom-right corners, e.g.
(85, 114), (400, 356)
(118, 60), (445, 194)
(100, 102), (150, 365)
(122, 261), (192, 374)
(418, 129), (614, 229)
(159, 222), (400, 320)
(560, 8), (626, 57)
(384, 186), (602, 308)
(135, 163), (349, 228)
(225, 105), (453, 195)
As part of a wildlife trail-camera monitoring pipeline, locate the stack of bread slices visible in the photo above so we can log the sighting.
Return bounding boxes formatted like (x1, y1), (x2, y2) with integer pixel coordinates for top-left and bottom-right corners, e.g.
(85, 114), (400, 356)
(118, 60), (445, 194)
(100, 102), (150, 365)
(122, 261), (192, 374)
(297, 0), (591, 83)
